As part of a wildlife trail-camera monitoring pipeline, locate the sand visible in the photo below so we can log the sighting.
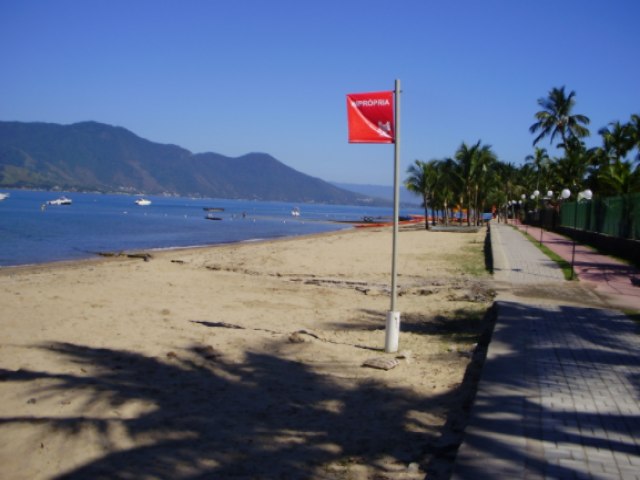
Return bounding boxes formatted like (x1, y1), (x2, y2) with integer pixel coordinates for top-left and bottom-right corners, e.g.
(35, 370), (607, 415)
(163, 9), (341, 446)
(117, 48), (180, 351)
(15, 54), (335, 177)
(0, 225), (494, 479)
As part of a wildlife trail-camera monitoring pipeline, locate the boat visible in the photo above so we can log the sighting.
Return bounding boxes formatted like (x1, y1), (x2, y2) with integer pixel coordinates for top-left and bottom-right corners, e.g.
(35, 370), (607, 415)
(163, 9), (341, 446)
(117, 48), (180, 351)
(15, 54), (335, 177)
(203, 207), (225, 212)
(0, 192), (9, 201)
(47, 196), (72, 206)
(135, 198), (152, 206)
(205, 214), (223, 221)
(291, 207), (300, 217)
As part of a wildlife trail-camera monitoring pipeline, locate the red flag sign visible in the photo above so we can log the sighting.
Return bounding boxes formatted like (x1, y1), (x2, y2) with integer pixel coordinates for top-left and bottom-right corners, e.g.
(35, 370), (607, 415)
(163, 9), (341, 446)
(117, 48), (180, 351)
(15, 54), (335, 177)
(346, 91), (395, 143)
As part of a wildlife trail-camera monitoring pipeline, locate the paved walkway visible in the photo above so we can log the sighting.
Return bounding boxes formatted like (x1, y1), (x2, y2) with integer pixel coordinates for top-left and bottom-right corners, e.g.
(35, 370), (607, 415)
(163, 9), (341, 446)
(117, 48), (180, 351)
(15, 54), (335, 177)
(451, 222), (640, 480)
(513, 223), (640, 312)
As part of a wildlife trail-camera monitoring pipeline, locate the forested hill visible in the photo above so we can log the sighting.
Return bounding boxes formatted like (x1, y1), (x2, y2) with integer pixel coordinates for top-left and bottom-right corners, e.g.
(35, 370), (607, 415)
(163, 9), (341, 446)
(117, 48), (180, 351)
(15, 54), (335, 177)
(0, 121), (383, 205)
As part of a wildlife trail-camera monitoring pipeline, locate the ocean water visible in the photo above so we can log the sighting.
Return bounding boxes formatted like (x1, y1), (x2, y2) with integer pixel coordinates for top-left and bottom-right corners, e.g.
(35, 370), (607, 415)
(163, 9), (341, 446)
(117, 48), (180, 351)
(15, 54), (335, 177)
(0, 190), (421, 267)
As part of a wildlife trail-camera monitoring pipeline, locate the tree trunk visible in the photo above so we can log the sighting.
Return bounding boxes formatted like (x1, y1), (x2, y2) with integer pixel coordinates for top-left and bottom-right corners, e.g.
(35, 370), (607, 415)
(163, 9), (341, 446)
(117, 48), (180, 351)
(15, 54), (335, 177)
(423, 193), (430, 230)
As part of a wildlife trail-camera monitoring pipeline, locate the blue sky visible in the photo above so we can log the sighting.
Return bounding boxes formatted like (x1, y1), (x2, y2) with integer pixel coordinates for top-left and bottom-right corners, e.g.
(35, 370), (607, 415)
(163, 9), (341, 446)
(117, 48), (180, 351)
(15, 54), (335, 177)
(1, 0), (639, 185)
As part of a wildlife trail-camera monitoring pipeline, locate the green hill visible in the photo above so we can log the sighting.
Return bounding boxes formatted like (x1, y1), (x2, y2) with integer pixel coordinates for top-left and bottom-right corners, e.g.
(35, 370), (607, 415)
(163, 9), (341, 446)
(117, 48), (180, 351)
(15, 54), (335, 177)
(0, 121), (383, 205)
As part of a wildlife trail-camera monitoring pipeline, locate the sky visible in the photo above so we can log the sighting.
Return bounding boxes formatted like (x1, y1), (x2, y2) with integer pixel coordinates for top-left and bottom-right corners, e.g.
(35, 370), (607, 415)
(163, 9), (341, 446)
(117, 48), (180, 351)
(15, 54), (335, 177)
(1, 0), (639, 186)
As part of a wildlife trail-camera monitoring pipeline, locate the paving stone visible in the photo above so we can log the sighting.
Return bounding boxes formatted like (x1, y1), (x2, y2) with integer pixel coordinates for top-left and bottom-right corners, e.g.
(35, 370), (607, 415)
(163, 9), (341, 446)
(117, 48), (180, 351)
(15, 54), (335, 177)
(451, 222), (640, 479)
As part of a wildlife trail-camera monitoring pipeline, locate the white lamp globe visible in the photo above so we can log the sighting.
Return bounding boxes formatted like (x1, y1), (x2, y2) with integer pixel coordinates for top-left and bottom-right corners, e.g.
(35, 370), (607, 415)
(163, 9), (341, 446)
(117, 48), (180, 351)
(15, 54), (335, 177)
(561, 188), (571, 200)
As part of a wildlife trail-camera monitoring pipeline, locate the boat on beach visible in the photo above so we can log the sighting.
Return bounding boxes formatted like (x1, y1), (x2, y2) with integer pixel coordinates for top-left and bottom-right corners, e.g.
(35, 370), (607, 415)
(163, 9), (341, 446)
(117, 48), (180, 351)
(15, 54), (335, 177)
(135, 198), (152, 206)
(46, 196), (72, 206)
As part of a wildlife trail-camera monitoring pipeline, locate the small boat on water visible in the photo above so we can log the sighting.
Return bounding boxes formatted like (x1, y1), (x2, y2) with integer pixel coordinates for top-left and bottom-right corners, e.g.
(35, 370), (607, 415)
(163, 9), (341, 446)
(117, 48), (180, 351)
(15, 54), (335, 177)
(203, 207), (225, 212)
(205, 214), (223, 221)
(0, 192), (10, 201)
(135, 198), (152, 206)
(47, 196), (72, 206)
(291, 207), (300, 217)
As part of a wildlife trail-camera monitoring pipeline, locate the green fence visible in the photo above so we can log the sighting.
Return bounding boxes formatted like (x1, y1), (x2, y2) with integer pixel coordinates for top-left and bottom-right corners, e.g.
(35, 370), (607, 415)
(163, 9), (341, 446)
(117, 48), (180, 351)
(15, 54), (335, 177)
(560, 192), (640, 240)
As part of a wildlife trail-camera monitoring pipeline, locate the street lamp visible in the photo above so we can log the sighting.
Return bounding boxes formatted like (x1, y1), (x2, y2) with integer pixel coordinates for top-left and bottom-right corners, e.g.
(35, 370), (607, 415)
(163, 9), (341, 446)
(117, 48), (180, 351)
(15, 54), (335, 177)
(568, 189), (593, 280)
(526, 191), (539, 234)
(539, 191), (553, 246)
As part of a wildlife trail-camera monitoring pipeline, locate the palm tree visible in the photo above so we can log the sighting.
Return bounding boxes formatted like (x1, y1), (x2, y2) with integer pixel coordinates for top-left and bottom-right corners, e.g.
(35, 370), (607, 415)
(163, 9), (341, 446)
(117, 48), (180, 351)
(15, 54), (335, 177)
(405, 160), (438, 230)
(551, 141), (591, 192)
(530, 86), (590, 153)
(433, 158), (460, 226)
(628, 114), (640, 161)
(598, 160), (640, 195)
(472, 144), (498, 225)
(454, 141), (497, 225)
(598, 120), (633, 163)
(454, 142), (477, 226)
(525, 147), (550, 192)
(491, 162), (519, 223)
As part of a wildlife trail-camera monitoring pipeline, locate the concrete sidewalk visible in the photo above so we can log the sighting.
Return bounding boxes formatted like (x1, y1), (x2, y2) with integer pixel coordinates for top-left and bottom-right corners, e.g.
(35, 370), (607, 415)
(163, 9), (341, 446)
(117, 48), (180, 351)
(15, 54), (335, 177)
(451, 222), (640, 480)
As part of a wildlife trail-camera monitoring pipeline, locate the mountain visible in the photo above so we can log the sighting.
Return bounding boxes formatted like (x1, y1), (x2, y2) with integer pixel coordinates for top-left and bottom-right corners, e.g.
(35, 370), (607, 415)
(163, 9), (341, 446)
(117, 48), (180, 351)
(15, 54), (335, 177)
(331, 182), (421, 206)
(0, 121), (387, 205)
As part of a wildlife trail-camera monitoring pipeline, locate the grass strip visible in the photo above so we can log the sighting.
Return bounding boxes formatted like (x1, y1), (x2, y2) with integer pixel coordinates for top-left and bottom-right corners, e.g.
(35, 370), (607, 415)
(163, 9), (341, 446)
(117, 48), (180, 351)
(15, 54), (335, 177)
(519, 229), (575, 281)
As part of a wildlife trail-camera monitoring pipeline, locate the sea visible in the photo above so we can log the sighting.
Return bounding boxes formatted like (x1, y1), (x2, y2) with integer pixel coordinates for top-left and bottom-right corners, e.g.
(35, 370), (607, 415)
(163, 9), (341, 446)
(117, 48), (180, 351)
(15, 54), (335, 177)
(0, 189), (422, 267)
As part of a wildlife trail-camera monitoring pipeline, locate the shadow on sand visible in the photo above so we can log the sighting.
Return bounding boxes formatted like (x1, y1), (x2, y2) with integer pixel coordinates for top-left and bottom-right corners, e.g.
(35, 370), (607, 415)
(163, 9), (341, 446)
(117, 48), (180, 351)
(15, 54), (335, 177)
(0, 308), (493, 480)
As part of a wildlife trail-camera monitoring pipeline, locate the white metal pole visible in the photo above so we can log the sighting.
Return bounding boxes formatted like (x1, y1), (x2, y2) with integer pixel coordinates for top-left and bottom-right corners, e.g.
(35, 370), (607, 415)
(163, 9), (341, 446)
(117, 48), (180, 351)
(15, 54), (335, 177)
(385, 78), (401, 353)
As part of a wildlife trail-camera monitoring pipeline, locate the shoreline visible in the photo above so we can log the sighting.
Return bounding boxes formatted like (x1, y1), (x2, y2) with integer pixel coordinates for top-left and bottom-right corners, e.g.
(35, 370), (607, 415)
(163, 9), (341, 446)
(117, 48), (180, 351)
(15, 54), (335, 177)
(0, 225), (493, 478)
(0, 226), (358, 274)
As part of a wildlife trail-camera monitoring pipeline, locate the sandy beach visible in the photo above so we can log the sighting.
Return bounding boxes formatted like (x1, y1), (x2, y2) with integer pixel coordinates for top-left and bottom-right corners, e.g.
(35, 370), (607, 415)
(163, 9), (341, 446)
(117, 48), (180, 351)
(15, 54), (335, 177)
(0, 225), (494, 479)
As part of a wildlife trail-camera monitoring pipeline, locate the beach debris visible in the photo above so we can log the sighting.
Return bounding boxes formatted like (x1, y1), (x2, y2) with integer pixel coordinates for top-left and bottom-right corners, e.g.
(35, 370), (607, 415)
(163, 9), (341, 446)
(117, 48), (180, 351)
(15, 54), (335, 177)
(362, 356), (400, 371)
(288, 332), (306, 343)
(192, 320), (245, 330)
(96, 251), (153, 261)
(447, 282), (495, 302)
(127, 252), (153, 261)
(447, 344), (477, 357)
(288, 329), (321, 343)
(194, 345), (219, 360)
(396, 350), (413, 364)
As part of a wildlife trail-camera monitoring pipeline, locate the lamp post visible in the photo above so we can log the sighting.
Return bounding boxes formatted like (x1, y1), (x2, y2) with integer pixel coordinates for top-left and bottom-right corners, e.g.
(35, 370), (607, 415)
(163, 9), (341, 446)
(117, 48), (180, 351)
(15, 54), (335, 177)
(568, 188), (593, 280)
(539, 190), (553, 246)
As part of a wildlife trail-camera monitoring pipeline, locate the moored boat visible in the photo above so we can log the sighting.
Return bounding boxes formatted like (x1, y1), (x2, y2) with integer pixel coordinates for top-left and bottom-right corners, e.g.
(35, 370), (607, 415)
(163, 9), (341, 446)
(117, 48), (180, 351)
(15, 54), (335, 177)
(47, 196), (72, 206)
(0, 192), (10, 201)
(135, 198), (152, 206)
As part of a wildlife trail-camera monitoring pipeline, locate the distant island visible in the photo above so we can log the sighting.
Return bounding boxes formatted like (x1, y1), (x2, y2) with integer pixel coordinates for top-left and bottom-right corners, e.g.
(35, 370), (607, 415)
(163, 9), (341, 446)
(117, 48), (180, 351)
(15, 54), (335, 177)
(0, 120), (396, 206)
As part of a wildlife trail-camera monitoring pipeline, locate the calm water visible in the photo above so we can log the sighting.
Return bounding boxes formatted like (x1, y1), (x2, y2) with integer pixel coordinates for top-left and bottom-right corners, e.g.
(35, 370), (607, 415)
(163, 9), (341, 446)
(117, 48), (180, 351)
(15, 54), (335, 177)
(0, 190), (420, 267)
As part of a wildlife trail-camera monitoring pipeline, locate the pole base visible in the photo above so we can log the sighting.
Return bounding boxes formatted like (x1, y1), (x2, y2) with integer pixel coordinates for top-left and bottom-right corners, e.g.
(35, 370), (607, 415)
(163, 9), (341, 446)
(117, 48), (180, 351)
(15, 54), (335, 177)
(385, 311), (401, 353)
